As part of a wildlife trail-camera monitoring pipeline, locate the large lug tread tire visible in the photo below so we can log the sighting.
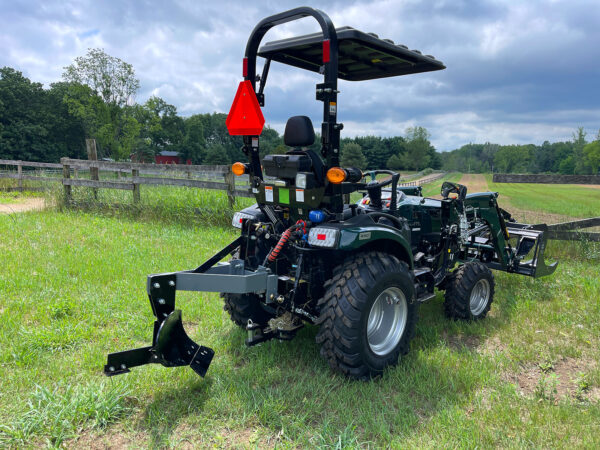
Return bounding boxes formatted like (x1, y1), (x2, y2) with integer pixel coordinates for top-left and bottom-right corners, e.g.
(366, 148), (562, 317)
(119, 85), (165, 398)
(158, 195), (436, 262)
(222, 293), (273, 328)
(444, 261), (495, 320)
(315, 251), (418, 380)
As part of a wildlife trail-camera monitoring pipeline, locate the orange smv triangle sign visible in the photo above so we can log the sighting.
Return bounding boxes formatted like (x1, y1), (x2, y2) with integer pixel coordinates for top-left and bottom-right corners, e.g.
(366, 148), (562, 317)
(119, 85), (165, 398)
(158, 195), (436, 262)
(226, 80), (265, 136)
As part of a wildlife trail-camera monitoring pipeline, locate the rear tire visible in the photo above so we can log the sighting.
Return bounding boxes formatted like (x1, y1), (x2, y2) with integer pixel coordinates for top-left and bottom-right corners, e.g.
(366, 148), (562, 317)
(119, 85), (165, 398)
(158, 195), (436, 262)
(444, 262), (495, 320)
(222, 293), (274, 328)
(316, 251), (418, 380)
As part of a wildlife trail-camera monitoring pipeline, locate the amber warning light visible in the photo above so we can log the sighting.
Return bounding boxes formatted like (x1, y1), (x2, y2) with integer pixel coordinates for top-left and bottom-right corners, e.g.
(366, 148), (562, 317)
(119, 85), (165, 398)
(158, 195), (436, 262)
(232, 162), (247, 176)
(226, 80), (265, 136)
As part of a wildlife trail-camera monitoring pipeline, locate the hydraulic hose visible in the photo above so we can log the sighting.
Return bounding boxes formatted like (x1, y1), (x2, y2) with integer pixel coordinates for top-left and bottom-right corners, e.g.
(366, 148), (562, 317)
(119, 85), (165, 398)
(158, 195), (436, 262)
(267, 228), (293, 262)
(265, 220), (307, 264)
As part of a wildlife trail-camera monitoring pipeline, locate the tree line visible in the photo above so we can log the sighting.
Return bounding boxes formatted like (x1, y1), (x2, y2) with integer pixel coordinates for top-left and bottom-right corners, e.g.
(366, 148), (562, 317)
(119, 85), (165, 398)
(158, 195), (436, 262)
(1, 48), (598, 174)
(440, 129), (600, 175)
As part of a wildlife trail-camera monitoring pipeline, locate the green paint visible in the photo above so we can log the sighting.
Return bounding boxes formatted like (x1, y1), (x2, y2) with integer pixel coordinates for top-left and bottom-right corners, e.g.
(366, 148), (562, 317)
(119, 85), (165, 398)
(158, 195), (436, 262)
(279, 188), (289, 204)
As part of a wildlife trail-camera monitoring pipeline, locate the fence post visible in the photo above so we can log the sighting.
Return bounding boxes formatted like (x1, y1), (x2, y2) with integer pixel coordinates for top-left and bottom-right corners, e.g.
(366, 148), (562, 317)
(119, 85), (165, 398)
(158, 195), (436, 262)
(132, 168), (140, 204)
(224, 167), (235, 208)
(86, 138), (99, 200)
(61, 158), (71, 205)
(17, 161), (23, 191)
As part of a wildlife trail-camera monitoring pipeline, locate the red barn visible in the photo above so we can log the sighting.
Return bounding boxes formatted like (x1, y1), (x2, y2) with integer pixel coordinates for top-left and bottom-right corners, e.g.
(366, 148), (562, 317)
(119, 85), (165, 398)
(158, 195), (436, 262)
(154, 151), (191, 165)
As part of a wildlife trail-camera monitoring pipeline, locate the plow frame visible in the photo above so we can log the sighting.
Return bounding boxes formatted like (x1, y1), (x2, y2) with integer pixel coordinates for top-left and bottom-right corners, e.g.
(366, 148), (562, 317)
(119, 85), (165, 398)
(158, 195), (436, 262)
(104, 239), (277, 377)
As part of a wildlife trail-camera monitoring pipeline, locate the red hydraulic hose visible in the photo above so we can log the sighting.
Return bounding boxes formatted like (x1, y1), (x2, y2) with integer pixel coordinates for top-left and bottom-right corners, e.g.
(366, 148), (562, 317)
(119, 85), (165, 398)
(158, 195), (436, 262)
(267, 228), (292, 262)
(266, 220), (306, 263)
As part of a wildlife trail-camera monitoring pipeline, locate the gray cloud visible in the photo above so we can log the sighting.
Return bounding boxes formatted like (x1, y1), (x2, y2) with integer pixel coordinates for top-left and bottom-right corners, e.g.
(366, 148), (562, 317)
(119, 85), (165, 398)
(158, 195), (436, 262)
(1, 0), (598, 150)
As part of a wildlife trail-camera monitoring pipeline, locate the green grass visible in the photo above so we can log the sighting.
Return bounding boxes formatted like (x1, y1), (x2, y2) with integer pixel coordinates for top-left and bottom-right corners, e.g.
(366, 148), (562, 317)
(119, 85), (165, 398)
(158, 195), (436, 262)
(421, 172), (462, 197)
(0, 183), (599, 447)
(486, 175), (600, 218)
(0, 190), (44, 204)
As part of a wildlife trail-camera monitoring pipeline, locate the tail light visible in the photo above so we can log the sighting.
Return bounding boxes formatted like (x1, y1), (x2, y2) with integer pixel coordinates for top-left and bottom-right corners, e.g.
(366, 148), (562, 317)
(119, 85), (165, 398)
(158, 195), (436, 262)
(232, 212), (254, 228)
(308, 227), (339, 247)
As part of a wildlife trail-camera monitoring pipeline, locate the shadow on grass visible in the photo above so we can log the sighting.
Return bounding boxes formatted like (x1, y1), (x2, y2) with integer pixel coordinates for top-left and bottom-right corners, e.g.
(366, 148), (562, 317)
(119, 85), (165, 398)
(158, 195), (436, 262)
(135, 287), (526, 446)
(141, 378), (214, 447)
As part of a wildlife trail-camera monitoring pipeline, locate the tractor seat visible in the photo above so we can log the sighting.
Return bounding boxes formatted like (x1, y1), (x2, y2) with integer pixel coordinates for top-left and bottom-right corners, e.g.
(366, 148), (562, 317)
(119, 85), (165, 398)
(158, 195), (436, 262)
(284, 115), (315, 147)
(284, 116), (325, 184)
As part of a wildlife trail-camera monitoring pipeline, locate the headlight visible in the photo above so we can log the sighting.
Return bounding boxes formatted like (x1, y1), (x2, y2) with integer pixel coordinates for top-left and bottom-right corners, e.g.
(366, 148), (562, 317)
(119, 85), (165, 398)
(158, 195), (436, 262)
(308, 227), (339, 247)
(232, 212), (254, 228)
(295, 173), (307, 189)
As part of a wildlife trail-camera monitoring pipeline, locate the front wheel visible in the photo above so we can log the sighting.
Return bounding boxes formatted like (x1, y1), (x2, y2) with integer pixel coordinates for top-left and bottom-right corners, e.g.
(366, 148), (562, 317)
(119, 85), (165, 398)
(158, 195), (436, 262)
(444, 261), (495, 320)
(316, 252), (418, 380)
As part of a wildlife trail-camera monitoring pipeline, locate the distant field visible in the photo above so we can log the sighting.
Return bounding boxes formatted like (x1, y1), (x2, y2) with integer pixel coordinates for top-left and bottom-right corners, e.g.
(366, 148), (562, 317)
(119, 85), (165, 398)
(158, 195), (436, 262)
(0, 178), (599, 447)
(485, 175), (600, 219)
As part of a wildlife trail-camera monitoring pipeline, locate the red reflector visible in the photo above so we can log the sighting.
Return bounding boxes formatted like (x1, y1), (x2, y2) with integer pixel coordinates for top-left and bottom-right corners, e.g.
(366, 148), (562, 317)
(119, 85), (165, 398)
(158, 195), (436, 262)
(323, 39), (330, 63)
(226, 80), (265, 136)
(317, 234), (326, 240)
(243, 57), (248, 77)
(239, 218), (243, 223)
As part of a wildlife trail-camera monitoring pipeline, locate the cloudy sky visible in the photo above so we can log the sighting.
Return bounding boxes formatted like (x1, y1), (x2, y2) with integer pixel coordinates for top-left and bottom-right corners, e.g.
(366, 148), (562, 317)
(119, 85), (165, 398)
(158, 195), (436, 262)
(1, 0), (599, 150)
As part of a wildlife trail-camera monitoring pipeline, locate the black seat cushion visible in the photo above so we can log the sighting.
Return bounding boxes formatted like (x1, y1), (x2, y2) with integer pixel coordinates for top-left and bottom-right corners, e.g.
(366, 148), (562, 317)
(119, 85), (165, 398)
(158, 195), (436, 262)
(284, 116), (315, 147)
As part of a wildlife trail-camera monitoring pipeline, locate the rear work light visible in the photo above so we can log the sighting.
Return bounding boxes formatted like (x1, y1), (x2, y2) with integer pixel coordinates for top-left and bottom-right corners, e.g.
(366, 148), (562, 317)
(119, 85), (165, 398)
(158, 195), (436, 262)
(308, 227), (339, 247)
(232, 212), (254, 228)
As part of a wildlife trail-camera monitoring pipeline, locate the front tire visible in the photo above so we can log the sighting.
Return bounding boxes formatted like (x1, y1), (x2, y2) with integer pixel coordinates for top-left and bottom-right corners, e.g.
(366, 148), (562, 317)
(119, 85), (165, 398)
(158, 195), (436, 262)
(444, 261), (495, 320)
(316, 252), (418, 380)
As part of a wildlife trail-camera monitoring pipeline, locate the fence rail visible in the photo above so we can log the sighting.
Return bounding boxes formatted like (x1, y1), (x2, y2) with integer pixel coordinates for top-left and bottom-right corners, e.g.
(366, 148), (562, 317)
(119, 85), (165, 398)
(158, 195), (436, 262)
(399, 172), (446, 186)
(1, 159), (449, 204)
(546, 217), (600, 242)
(0, 158), (252, 205)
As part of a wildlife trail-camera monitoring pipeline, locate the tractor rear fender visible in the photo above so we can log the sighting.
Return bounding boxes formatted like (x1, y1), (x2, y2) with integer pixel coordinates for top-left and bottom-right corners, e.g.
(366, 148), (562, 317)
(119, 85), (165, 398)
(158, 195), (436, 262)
(336, 226), (414, 269)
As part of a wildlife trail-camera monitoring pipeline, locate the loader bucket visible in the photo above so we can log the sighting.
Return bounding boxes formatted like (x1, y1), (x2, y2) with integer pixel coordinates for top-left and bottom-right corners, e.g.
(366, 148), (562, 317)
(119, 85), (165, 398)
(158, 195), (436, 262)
(505, 223), (558, 278)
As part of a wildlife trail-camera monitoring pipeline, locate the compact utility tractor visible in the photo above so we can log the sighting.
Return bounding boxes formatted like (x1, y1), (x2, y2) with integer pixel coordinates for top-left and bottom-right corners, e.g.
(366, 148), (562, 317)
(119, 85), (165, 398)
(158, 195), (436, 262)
(105, 7), (557, 380)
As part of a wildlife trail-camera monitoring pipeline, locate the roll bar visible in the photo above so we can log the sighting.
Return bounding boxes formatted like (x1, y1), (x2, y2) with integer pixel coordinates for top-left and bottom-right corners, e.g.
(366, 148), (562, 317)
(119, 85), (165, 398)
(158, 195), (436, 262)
(242, 7), (342, 201)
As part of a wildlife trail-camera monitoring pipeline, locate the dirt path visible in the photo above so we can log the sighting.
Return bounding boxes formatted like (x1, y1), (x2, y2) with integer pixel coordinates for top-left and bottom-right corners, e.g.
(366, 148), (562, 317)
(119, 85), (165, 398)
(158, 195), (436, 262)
(457, 173), (490, 193)
(0, 198), (46, 214)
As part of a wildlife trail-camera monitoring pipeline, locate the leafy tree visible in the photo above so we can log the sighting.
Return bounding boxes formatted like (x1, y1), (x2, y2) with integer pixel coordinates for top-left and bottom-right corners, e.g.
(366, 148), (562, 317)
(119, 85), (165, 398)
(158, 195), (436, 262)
(182, 114), (205, 163)
(62, 49), (142, 159)
(583, 141), (600, 174)
(259, 126), (284, 156)
(340, 142), (367, 169)
(572, 126), (588, 174)
(404, 126), (432, 170)
(63, 48), (139, 107)
(204, 144), (229, 165)
(386, 154), (403, 170)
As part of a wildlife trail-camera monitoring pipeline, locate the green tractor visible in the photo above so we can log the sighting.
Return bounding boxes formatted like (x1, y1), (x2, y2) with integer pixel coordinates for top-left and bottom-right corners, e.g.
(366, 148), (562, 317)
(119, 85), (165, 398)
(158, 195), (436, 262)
(105, 7), (557, 380)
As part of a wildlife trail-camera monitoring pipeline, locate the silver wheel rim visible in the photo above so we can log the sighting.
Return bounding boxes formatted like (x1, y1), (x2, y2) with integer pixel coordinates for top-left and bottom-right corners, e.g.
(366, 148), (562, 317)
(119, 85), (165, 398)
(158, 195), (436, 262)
(367, 287), (408, 356)
(470, 278), (490, 315)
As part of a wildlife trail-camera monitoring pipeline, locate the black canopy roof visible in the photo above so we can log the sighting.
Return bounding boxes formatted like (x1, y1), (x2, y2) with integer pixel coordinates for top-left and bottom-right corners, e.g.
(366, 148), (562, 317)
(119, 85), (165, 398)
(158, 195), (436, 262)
(258, 26), (445, 81)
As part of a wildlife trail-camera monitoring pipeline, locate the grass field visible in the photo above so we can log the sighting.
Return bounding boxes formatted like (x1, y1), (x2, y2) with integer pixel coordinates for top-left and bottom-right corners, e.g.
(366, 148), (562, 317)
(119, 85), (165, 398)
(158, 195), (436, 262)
(0, 177), (599, 448)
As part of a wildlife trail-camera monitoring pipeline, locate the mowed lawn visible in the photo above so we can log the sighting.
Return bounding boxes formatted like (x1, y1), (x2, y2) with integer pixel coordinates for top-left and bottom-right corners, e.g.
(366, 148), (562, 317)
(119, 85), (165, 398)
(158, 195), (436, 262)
(0, 183), (599, 448)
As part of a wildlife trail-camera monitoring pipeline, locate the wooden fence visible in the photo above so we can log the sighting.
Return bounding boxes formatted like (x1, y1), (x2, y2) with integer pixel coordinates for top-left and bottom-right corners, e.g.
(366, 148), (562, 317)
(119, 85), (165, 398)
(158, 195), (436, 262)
(0, 158), (253, 206)
(398, 172), (446, 186)
(546, 217), (600, 242)
(1, 159), (447, 203)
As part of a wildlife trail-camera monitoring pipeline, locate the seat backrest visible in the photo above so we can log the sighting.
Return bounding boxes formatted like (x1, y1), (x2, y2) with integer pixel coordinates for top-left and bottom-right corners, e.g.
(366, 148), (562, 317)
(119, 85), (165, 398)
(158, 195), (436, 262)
(284, 116), (315, 147)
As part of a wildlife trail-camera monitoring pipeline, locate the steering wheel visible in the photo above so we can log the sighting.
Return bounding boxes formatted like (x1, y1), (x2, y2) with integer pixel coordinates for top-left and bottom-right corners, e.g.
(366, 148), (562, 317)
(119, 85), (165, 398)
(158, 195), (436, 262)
(365, 170), (399, 189)
(365, 170), (401, 210)
(441, 181), (467, 201)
